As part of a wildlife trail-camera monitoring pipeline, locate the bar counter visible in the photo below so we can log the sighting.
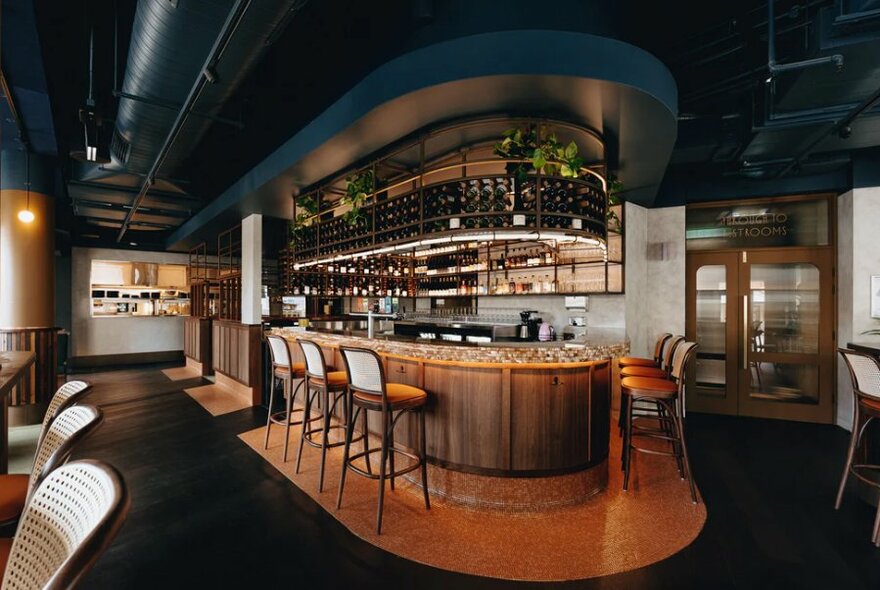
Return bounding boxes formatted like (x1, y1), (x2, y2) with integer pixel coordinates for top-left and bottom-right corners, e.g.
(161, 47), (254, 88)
(272, 327), (628, 486)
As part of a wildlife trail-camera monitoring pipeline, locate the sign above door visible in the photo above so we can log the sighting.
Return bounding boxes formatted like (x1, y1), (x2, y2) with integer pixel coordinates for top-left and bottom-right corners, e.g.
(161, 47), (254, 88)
(685, 195), (832, 251)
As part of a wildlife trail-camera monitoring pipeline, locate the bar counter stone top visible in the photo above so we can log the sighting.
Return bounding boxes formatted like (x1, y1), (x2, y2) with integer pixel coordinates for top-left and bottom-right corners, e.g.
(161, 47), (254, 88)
(271, 327), (628, 365)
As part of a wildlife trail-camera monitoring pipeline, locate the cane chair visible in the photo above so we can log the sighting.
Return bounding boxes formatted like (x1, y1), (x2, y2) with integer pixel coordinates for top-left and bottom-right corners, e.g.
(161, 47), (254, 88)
(0, 460), (130, 589)
(294, 339), (358, 492)
(38, 381), (92, 448)
(337, 347), (430, 534)
(0, 406), (104, 530)
(264, 335), (307, 461)
(621, 341), (700, 503)
(836, 348), (880, 546)
(618, 333), (673, 369)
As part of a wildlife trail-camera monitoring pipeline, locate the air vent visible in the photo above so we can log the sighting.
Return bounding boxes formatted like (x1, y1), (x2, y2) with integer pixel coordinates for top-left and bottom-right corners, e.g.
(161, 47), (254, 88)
(110, 129), (131, 166)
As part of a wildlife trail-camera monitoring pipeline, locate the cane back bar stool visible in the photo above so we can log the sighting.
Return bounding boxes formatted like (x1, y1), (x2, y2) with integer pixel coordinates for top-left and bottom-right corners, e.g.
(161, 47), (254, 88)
(294, 339), (360, 492)
(0, 460), (130, 589)
(618, 336), (685, 436)
(621, 341), (700, 503)
(265, 335), (307, 461)
(836, 348), (880, 546)
(337, 347), (430, 534)
(0, 405), (104, 530)
(618, 333), (673, 369)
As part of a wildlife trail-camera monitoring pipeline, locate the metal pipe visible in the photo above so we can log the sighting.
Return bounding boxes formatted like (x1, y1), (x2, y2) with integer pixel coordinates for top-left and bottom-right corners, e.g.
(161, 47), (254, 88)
(112, 90), (245, 128)
(117, 0), (253, 242)
(776, 84), (880, 177)
(767, 0), (843, 79)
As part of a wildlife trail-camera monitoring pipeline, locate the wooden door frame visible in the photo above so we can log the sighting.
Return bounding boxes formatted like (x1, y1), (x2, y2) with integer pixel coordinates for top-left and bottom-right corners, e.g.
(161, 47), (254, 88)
(684, 194), (837, 424)
(685, 251), (740, 416)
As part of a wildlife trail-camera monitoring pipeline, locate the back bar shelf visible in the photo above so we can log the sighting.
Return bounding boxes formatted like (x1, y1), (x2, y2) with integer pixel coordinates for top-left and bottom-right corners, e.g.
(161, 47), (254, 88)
(281, 116), (624, 296)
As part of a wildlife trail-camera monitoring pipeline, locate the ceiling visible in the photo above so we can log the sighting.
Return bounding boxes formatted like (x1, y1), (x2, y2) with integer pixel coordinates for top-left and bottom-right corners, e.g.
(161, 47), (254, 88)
(5, 0), (880, 252)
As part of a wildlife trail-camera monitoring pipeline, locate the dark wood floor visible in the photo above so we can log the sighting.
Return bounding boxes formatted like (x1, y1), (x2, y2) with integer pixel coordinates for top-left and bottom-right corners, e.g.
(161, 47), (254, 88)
(71, 365), (880, 589)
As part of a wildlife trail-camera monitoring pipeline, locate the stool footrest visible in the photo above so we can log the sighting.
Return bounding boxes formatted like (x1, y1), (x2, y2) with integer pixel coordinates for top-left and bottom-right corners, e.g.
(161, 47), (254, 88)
(301, 424), (363, 450)
(345, 447), (422, 481)
(268, 407), (304, 427)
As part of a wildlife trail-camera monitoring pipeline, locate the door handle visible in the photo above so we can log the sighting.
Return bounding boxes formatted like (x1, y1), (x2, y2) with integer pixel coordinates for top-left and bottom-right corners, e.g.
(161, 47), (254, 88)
(742, 295), (748, 370)
(395, 366), (406, 374)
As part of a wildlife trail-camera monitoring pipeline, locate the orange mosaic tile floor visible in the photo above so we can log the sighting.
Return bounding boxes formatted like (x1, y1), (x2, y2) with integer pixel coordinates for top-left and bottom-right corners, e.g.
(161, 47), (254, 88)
(238, 418), (706, 581)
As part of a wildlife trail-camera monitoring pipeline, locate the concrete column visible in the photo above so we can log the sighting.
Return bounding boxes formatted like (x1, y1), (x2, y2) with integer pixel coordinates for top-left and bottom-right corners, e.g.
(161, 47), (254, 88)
(241, 214), (262, 324)
(0, 151), (55, 327)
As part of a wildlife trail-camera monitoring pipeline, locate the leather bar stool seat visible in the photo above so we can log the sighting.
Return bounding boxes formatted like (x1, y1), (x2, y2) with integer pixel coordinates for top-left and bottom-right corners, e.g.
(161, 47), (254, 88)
(354, 383), (427, 405)
(308, 370), (348, 388)
(620, 365), (668, 379)
(620, 376), (677, 398)
(273, 361), (306, 375)
(618, 356), (658, 368)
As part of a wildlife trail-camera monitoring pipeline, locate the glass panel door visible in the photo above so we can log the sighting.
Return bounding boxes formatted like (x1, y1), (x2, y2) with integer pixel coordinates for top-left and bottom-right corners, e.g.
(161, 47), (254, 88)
(738, 249), (834, 422)
(686, 248), (834, 423)
(686, 252), (739, 415)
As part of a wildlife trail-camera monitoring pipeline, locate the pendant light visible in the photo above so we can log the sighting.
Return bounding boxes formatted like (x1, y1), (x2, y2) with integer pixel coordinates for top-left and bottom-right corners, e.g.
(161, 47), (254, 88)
(17, 151), (34, 223)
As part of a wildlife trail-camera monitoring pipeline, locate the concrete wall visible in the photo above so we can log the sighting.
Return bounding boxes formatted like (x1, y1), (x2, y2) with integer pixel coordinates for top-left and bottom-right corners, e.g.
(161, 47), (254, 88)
(624, 203), (686, 357)
(70, 247), (190, 359)
(836, 188), (880, 430)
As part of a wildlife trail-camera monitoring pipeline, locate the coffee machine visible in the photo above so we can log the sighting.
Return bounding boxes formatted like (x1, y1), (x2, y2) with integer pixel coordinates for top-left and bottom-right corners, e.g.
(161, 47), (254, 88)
(519, 310), (542, 341)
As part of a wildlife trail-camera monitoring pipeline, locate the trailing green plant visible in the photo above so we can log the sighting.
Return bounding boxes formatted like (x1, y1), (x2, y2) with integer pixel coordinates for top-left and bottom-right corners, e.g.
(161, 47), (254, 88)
(493, 125), (585, 182)
(342, 169), (374, 225)
(289, 193), (319, 242)
(607, 176), (623, 232)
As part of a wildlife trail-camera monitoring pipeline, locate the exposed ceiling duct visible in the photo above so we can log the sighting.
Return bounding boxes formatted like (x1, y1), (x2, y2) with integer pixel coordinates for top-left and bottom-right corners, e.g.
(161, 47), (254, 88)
(111, 0), (306, 177)
(68, 0), (307, 241)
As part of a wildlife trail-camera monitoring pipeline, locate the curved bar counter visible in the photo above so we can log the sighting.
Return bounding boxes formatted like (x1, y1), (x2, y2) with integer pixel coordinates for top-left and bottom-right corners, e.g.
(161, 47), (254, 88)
(273, 328), (628, 509)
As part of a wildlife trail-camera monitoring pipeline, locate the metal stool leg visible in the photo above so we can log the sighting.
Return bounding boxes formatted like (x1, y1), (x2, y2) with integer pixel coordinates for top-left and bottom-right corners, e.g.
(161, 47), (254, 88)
(419, 408), (430, 510)
(835, 404), (861, 510)
(264, 376), (278, 449)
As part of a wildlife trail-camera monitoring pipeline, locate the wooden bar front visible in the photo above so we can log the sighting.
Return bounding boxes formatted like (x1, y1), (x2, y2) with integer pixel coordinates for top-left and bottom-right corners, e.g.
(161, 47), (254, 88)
(280, 332), (616, 477)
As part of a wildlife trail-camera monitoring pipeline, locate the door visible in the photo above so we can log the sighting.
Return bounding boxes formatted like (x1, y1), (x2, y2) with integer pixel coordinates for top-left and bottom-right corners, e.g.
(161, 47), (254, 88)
(686, 248), (835, 423)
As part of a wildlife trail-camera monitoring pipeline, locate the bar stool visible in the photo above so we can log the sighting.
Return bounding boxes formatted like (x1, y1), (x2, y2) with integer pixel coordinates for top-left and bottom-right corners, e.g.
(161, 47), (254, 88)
(294, 339), (358, 492)
(835, 348), (880, 546)
(618, 335), (685, 436)
(264, 335), (307, 462)
(618, 333), (673, 369)
(337, 346), (430, 534)
(621, 341), (699, 503)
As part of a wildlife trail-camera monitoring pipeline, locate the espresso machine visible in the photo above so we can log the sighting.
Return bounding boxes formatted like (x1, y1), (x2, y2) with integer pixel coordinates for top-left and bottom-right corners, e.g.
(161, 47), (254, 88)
(519, 310), (542, 341)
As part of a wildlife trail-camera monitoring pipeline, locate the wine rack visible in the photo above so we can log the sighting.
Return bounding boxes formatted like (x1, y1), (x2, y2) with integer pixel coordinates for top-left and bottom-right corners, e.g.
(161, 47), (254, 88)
(282, 116), (623, 296)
